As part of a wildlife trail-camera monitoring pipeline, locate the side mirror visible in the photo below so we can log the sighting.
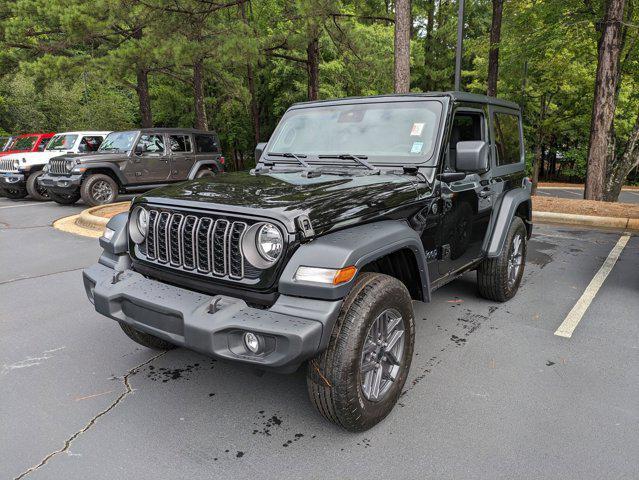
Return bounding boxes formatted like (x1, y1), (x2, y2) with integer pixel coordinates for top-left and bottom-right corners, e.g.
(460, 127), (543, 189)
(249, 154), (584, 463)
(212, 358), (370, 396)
(134, 144), (145, 155)
(455, 140), (489, 172)
(255, 142), (267, 162)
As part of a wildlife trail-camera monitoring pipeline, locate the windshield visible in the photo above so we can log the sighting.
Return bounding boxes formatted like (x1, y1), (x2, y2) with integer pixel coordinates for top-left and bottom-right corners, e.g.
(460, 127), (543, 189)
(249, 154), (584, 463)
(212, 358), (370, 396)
(268, 100), (443, 165)
(12, 136), (38, 150)
(99, 131), (137, 153)
(46, 134), (78, 151)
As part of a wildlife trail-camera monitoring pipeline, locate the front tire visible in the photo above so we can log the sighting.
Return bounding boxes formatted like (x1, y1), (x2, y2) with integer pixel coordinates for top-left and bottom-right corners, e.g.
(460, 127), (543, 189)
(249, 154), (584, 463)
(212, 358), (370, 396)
(26, 171), (50, 201)
(307, 272), (415, 431)
(119, 323), (176, 351)
(81, 173), (118, 206)
(477, 216), (527, 302)
(2, 187), (27, 199)
(49, 189), (81, 205)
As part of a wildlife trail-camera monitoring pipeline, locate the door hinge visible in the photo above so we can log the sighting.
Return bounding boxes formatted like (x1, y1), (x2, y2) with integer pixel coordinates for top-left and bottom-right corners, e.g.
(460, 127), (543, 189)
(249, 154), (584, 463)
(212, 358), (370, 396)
(440, 244), (451, 260)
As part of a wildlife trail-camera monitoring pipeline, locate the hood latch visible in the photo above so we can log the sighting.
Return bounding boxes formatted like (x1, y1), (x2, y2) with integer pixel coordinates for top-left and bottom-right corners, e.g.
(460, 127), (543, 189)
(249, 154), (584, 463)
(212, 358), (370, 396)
(296, 215), (315, 240)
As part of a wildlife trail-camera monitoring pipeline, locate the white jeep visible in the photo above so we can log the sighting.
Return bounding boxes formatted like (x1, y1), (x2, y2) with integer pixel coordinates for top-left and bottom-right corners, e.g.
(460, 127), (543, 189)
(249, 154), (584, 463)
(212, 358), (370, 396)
(0, 131), (110, 200)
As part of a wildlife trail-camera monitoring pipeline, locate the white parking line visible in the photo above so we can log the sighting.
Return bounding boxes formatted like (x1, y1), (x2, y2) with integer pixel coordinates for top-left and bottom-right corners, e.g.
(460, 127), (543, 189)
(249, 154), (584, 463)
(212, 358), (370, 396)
(624, 190), (639, 197)
(0, 203), (41, 210)
(563, 189), (582, 196)
(554, 233), (631, 338)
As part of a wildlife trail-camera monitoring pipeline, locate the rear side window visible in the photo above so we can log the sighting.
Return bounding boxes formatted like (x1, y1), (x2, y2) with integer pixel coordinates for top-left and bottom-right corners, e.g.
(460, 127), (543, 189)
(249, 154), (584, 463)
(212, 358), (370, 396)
(169, 135), (192, 153)
(79, 136), (104, 152)
(493, 113), (521, 165)
(194, 134), (219, 153)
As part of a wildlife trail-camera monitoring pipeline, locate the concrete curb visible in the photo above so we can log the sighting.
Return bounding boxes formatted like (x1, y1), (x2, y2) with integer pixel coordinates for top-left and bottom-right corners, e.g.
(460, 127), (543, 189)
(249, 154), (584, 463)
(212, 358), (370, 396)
(53, 202), (130, 238)
(537, 185), (639, 191)
(74, 202), (130, 231)
(533, 211), (639, 231)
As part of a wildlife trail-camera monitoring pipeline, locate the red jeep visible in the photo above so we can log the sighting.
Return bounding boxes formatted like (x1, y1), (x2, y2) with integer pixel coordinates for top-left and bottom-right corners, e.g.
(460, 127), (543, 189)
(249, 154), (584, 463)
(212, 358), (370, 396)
(0, 132), (55, 157)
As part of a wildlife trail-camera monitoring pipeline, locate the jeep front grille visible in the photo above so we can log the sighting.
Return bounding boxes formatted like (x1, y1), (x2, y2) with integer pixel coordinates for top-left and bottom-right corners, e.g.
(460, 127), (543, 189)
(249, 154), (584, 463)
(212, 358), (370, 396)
(49, 158), (67, 174)
(141, 209), (249, 280)
(0, 158), (16, 173)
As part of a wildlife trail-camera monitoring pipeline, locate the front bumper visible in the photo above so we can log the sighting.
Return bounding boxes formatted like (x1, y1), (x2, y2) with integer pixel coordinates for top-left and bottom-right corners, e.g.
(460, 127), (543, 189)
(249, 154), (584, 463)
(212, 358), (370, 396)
(83, 263), (342, 372)
(0, 172), (26, 189)
(39, 173), (82, 192)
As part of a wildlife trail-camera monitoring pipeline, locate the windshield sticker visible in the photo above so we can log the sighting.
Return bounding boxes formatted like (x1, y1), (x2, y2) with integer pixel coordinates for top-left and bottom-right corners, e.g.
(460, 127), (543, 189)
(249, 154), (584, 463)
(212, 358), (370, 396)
(410, 123), (425, 136)
(411, 142), (424, 154)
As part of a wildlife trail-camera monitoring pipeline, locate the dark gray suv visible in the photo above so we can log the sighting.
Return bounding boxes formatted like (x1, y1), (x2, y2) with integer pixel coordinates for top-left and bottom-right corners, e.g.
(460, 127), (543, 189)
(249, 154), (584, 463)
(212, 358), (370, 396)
(40, 128), (224, 206)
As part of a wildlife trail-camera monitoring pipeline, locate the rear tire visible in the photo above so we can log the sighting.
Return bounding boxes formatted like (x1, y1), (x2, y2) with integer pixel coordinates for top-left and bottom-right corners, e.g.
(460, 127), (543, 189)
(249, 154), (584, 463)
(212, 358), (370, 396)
(49, 190), (81, 205)
(2, 187), (27, 199)
(195, 168), (216, 179)
(26, 171), (50, 201)
(477, 216), (527, 302)
(119, 323), (176, 351)
(81, 173), (118, 206)
(307, 272), (415, 431)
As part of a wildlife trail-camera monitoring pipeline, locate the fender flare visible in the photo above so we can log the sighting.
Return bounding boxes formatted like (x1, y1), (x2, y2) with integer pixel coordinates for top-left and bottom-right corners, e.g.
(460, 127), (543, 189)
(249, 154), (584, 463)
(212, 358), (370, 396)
(279, 220), (430, 302)
(188, 160), (220, 179)
(83, 163), (127, 186)
(484, 183), (532, 258)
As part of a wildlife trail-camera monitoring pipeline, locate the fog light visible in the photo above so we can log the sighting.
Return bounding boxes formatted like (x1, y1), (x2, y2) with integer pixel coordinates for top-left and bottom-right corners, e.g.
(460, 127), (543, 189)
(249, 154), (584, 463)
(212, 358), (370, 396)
(244, 332), (261, 353)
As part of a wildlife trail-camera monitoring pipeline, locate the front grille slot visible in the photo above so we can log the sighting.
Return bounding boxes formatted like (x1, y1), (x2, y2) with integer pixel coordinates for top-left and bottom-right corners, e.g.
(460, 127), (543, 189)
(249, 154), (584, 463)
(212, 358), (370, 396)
(49, 158), (67, 174)
(0, 158), (16, 172)
(140, 209), (250, 281)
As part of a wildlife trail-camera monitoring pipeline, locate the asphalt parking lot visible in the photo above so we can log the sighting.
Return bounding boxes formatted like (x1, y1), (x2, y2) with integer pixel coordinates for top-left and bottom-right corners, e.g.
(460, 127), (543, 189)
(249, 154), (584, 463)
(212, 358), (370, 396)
(537, 186), (639, 204)
(1, 197), (638, 480)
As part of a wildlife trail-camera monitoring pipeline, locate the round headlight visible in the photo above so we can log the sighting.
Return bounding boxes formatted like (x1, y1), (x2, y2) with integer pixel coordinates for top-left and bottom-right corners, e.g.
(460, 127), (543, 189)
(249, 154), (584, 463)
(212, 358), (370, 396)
(256, 223), (283, 262)
(65, 159), (75, 172)
(129, 206), (149, 244)
(12, 159), (19, 170)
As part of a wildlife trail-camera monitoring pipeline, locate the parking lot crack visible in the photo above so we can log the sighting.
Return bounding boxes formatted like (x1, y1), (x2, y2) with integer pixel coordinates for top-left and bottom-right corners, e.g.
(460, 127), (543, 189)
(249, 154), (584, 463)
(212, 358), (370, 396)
(13, 351), (167, 480)
(0, 267), (84, 286)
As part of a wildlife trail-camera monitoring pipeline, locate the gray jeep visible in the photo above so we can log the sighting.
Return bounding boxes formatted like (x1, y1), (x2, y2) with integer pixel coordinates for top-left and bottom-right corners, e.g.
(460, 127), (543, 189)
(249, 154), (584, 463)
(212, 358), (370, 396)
(83, 92), (532, 431)
(40, 128), (224, 206)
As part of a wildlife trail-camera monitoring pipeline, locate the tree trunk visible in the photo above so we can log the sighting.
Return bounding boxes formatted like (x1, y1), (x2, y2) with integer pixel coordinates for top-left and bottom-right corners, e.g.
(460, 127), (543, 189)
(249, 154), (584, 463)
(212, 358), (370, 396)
(136, 67), (153, 128)
(306, 37), (320, 101)
(247, 63), (260, 144)
(422, 0), (435, 91)
(193, 59), (208, 130)
(394, 0), (411, 93)
(486, 0), (503, 97)
(604, 110), (639, 201)
(531, 140), (544, 195)
(584, 0), (625, 200)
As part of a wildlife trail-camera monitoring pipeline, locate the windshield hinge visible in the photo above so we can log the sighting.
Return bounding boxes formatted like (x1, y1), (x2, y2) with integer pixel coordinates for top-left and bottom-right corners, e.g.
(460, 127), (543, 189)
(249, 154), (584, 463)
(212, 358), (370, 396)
(403, 166), (419, 174)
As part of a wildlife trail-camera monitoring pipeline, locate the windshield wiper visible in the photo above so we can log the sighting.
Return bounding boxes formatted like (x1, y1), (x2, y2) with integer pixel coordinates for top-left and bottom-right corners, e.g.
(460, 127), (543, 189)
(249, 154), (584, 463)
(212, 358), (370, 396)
(266, 152), (311, 168)
(318, 153), (379, 172)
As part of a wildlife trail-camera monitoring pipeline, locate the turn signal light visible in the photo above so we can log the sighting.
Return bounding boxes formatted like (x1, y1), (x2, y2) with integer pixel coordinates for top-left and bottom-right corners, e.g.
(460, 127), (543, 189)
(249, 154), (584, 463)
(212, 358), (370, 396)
(333, 266), (357, 285)
(294, 266), (357, 285)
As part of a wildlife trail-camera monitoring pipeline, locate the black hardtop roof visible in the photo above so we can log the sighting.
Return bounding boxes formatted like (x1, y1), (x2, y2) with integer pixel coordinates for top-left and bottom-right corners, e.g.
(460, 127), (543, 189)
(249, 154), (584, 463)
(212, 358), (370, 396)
(134, 128), (217, 135)
(291, 91), (520, 111)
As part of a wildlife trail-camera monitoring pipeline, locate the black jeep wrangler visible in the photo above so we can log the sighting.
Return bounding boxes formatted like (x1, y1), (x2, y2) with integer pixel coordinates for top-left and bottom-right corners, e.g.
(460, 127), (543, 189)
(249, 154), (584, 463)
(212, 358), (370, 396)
(40, 128), (224, 206)
(84, 92), (532, 431)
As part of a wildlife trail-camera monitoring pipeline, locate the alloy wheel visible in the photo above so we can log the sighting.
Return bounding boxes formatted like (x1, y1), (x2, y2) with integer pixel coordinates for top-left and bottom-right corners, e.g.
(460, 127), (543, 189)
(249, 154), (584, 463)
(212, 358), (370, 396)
(507, 234), (523, 288)
(360, 308), (405, 402)
(91, 180), (113, 203)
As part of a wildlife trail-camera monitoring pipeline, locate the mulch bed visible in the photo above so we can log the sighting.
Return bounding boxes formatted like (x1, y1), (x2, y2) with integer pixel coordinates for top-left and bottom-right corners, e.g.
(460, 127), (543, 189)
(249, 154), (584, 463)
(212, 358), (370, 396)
(532, 195), (639, 219)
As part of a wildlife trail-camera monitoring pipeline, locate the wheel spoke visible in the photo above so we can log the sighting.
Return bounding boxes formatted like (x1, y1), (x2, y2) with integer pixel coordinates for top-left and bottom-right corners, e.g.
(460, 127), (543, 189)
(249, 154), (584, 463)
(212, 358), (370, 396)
(361, 358), (376, 373)
(370, 365), (383, 400)
(385, 315), (402, 338)
(386, 330), (404, 353)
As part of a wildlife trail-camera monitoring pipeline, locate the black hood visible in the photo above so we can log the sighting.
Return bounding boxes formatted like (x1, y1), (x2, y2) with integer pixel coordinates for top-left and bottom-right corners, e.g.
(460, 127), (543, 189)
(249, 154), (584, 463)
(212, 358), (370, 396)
(138, 170), (428, 234)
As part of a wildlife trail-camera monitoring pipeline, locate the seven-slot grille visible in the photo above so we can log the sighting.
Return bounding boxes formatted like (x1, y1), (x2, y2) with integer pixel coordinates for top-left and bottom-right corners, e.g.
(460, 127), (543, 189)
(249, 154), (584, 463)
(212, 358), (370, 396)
(0, 158), (16, 172)
(142, 209), (249, 280)
(49, 158), (68, 174)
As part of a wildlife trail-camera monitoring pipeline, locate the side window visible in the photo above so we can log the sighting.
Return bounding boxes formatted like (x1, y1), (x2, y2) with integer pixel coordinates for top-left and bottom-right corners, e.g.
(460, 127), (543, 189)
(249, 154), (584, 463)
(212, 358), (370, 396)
(449, 112), (484, 170)
(136, 134), (165, 154)
(493, 112), (521, 166)
(169, 135), (192, 153)
(79, 136), (104, 152)
(194, 134), (219, 153)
